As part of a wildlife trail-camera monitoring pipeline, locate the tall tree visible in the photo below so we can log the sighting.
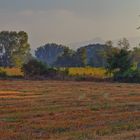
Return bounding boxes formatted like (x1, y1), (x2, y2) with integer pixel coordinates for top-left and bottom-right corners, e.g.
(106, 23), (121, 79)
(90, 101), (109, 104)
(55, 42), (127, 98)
(106, 39), (132, 76)
(0, 31), (31, 67)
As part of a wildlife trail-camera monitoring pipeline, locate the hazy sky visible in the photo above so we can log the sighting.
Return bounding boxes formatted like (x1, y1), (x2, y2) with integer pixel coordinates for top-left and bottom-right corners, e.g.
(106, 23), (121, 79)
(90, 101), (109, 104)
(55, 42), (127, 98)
(0, 0), (140, 49)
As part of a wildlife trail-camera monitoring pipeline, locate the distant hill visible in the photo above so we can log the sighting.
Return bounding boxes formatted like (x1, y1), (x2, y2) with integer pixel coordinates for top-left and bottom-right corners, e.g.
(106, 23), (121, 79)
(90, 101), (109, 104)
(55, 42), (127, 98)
(68, 37), (140, 50)
(69, 37), (105, 49)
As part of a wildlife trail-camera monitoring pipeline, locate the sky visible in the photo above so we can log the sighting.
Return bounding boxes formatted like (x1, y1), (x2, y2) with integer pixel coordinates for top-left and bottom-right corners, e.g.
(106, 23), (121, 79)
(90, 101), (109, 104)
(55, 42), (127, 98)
(0, 0), (140, 49)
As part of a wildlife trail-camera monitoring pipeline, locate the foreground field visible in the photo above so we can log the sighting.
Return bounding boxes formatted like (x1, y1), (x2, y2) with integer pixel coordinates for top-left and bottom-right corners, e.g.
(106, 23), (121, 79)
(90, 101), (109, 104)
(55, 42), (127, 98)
(0, 80), (140, 140)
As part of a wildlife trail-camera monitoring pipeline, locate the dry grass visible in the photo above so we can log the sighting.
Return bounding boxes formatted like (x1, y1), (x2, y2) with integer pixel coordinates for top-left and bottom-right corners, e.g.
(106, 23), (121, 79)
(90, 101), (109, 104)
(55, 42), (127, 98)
(0, 80), (140, 140)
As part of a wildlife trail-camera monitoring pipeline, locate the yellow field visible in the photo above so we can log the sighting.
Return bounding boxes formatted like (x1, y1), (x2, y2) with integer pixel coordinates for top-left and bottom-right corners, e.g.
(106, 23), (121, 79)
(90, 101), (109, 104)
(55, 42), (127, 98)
(68, 67), (107, 78)
(0, 67), (23, 76)
(0, 67), (107, 78)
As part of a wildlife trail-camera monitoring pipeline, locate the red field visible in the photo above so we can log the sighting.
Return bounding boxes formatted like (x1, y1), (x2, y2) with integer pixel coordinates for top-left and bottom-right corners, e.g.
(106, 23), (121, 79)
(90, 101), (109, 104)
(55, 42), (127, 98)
(0, 80), (140, 140)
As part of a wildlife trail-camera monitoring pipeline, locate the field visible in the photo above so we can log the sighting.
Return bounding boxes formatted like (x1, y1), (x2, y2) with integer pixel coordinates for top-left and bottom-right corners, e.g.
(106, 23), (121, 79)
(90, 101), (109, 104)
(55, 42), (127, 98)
(0, 67), (23, 77)
(0, 80), (140, 140)
(68, 67), (107, 78)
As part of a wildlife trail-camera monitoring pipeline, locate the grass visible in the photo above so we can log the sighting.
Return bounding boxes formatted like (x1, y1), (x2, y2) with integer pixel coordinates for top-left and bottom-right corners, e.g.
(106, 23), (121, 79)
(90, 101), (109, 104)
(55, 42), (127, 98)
(0, 80), (140, 140)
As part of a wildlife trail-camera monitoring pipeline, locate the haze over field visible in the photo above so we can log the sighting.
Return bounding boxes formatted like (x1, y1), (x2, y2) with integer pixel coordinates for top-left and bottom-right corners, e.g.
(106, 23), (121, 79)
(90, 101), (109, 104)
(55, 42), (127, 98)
(0, 0), (140, 49)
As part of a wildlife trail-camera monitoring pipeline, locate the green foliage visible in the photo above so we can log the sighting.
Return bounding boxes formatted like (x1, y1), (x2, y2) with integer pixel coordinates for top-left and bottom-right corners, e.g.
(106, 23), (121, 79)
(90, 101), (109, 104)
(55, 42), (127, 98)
(105, 38), (140, 82)
(106, 49), (132, 73)
(36, 43), (109, 67)
(22, 59), (69, 79)
(35, 43), (69, 66)
(0, 31), (31, 67)
(114, 68), (140, 82)
(53, 47), (75, 67)
(22, 59), (48, 77)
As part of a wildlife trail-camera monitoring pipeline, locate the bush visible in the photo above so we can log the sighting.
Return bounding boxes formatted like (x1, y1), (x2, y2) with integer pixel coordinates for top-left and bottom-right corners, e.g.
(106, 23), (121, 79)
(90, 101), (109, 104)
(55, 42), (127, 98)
(22, 59), (69, 79)
(114, 68), (140, 82)
(22, 59), (48, 78)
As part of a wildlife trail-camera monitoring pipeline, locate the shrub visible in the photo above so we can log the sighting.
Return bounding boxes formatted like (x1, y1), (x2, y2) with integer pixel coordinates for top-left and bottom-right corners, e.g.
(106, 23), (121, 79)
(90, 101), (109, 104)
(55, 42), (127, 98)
(22, 59), (48, 78)
(114, 68), (140, 82)
(22, 59), (69, 79)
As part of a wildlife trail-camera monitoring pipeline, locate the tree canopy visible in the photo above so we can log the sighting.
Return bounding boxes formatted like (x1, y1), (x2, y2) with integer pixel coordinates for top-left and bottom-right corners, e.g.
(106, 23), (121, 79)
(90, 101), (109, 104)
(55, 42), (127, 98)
(0, 31), (31, 67)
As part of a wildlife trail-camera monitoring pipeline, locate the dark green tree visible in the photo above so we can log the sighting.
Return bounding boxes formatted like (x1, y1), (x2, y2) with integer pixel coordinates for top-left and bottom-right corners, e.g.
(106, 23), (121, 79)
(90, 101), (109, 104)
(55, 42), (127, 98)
(22, 59), (48, 78)
(53, 47), (75, 67)
(106, 39), (132, 77)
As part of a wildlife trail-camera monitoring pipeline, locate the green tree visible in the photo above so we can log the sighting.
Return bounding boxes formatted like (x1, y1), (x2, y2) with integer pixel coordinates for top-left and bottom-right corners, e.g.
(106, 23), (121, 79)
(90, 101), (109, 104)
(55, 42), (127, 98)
(106, 39), (132, 78)
(53, 47), (75, 67)
(0, 31), (31, 67)
(98, 40), (114, 68)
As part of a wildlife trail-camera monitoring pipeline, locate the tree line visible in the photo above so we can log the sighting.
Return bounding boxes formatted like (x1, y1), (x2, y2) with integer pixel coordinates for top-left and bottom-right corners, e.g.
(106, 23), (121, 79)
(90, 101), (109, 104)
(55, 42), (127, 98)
(1, 31), (140, 82)
(35, 43), (108, 67)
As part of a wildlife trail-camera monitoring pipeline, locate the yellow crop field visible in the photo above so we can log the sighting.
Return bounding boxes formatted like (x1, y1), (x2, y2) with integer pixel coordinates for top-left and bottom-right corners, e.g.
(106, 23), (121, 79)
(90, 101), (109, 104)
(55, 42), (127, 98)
(0, 67), (108, 78)
(68, 67), (107, 78)
(0, 67), (23, 76)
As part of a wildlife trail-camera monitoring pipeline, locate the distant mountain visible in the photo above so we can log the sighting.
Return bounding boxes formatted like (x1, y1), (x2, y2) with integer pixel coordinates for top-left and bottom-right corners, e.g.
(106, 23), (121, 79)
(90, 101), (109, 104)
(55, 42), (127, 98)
(69, 37), (105, 49)
(69, 37), (140, 49)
